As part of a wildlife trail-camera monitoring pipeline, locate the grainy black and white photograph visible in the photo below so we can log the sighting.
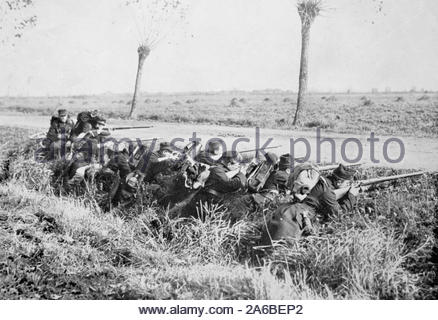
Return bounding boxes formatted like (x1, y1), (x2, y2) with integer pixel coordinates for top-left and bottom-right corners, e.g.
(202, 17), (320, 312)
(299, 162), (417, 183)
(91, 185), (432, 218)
(0, 0), (437, 311)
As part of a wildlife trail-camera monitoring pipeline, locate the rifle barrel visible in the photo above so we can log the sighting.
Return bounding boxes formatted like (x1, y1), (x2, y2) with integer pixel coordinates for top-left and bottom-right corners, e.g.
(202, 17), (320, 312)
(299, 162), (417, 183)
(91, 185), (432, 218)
(360, 171), (426, 186)
(109, 126), (154, 131)
(240, 145), (282, 153)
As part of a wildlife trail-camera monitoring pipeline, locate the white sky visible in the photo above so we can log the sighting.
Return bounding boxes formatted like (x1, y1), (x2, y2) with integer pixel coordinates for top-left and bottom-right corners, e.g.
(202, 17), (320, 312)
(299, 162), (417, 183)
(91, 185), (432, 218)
(0, 0), (437, 96)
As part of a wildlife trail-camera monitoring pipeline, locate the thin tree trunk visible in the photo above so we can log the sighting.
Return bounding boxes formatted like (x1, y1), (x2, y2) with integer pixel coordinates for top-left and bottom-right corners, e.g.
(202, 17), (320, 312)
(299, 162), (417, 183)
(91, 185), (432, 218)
(129, 46), (150, 119)
(293, 25), (310, 125)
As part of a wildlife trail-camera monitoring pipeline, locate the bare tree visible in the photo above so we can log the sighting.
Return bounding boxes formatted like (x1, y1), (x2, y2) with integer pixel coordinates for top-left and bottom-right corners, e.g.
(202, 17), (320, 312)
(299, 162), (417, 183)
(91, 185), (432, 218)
(0, 0), (37, 46)
(130, 44), (151, 118)
(293, 0), (322, 125)
(126, 0), (187, 119)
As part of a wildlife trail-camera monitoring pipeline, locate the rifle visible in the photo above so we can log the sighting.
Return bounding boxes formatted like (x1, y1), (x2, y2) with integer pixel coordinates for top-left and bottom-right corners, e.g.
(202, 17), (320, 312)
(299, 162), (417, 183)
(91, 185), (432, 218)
(104, 125), (154, 131)
(139, 137), (161, 142)
(334, 171), (426, 200)
(240, 145), (282, 154)
(29, 126), (154, 141)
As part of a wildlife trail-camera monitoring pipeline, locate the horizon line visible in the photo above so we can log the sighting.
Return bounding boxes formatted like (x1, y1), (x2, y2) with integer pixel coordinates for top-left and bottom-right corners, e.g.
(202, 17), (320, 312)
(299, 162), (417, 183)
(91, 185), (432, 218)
(1, 89), (437, 99)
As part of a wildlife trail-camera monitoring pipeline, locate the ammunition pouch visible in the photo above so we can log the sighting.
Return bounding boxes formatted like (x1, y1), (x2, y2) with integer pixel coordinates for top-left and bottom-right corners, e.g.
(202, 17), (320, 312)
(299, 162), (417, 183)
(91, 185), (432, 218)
(261, 203), (315, 244)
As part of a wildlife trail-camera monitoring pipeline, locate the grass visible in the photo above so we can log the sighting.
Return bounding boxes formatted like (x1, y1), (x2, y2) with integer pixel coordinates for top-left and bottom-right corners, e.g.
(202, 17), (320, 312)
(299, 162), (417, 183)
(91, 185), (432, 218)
(1, 91), (437, 137)
(0, 126), (437, 299)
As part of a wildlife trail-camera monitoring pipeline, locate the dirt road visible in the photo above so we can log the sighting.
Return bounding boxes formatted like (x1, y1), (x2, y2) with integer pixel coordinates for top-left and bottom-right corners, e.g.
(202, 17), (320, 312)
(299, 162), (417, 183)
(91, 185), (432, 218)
(1, 113), (436, 171)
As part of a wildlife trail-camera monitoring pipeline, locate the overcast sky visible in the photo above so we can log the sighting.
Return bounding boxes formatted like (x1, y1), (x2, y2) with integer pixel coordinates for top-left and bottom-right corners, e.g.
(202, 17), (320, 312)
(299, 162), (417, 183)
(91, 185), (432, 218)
(0, 0), (437, 96)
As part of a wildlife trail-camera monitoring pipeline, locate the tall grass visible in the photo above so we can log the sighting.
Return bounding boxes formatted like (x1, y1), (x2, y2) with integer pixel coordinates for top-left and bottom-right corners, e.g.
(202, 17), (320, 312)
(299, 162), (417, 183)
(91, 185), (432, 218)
(0, 126), (437, 299)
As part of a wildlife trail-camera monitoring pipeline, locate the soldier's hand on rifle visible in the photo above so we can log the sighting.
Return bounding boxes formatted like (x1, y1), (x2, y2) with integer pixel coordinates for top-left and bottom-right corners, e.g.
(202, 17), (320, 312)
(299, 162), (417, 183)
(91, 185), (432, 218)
(349, 186), (360, 196)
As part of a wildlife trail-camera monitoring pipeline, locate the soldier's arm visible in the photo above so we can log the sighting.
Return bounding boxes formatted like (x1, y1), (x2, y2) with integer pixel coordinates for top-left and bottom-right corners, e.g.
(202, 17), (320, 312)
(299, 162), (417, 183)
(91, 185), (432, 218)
(117, 154), (132, 180)
(215, 170), (246, 193)
(262, 173), (276, 191)
(46, 122), (59, 141)
(71, 123), (94, 141)
(338, 192), (357, 211)
(273, 172), (288, 191)
(320, 190), (341, 219)
(65, 120), (75, 139)
(136, 152), (158, 173)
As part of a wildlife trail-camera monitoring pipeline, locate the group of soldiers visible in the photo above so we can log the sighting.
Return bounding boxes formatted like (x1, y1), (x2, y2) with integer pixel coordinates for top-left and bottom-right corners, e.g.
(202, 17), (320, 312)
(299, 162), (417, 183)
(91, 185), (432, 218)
(42, 108), (361, 244)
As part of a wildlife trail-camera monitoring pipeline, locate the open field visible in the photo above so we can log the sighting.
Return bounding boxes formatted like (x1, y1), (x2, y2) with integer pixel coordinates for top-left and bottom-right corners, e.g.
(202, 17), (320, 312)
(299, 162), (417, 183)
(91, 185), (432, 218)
(0, 126), (437, 299)
(1, 91), (437, 137)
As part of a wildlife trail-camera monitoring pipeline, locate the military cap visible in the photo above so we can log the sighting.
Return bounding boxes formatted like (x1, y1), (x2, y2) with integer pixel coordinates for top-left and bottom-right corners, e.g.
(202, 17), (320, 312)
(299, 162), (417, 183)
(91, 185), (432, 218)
(159, 142), (173, 152)
(58, 109), (68, 117)
(332, 164), (356, 180)
(279, 154), (291, 170)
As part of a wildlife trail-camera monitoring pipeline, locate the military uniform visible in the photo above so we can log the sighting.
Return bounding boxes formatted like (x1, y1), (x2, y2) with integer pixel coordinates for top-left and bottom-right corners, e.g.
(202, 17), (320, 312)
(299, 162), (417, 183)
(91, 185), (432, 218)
(204, 164), (247, 194)
(45, 109), (75, 159)
(70, 110), (109, 141)
(263, 154), (290, 193)
(262, 164), (358, 244)
(304, 176), (356, 220)
(264, 170), (289, 193)
(195, 140), (222, 166)
(136, 142), (180, 184)
(65, 151), (102, 190)
(104, 150), (135, 206)
(106, 151), (132, 181)
(70, 111), (110, 164)
(46, 113), (74, 142)
(182, 152), (247, 218)
(261, 202), (314, 244)
(195, 150), (219, 166)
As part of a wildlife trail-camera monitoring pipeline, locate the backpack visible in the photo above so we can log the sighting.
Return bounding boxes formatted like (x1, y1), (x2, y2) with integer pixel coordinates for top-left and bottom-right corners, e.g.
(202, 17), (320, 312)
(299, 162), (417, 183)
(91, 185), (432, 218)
(261, 202), (312, 244)
(246, 160), (276, 192)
